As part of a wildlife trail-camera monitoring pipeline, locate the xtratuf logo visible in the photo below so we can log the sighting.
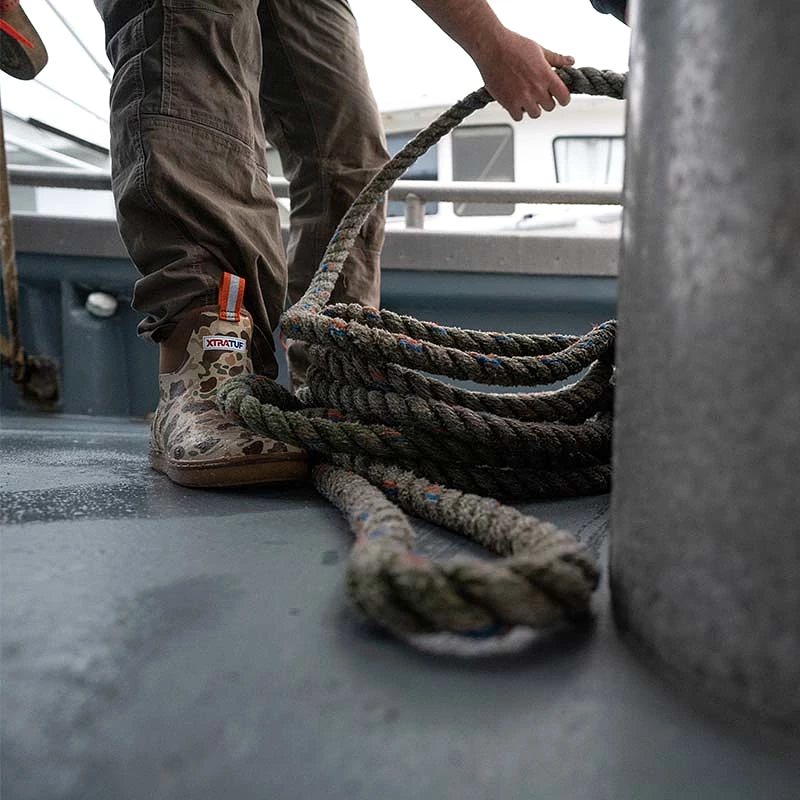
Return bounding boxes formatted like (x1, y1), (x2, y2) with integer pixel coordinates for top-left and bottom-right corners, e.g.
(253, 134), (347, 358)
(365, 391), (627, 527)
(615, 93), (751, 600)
(202, 336), (247, 352)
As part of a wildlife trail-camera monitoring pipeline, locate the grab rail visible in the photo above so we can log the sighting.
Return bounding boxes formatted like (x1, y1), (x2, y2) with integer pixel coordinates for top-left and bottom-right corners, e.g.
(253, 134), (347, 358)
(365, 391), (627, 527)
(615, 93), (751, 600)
(8, 165), (622, 209)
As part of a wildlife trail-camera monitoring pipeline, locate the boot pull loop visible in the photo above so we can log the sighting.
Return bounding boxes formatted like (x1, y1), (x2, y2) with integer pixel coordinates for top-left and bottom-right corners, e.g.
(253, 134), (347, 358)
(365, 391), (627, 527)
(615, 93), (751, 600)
(218, 273), (245, 322)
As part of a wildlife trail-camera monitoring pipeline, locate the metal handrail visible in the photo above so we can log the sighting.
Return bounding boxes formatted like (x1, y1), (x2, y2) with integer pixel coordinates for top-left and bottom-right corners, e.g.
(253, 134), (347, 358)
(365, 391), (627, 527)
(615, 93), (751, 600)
(8, 165), (622, 206)
(386, 180), (621, 205)
(8, 165), (113, 190)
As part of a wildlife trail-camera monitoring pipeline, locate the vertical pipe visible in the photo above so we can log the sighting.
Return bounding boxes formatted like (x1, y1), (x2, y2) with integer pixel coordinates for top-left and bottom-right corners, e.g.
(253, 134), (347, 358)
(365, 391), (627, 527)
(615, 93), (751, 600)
(612, 0), (800, 729)
(0, 93), (24, 377)
(404, 193), (425, 229)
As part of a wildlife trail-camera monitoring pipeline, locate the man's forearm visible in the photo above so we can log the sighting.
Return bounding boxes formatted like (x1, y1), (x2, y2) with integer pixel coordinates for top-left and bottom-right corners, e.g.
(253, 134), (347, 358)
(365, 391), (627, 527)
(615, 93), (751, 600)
(410, 0), (507, 62)
(410, 0), (574, 120)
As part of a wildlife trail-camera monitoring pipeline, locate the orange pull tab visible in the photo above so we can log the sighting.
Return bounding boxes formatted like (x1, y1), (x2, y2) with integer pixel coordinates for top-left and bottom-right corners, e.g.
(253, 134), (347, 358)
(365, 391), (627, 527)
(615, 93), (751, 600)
(218, 273), (245, 322)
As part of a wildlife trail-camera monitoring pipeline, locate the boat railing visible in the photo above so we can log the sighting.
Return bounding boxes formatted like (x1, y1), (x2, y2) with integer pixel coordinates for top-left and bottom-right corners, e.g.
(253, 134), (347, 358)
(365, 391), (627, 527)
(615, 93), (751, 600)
(8, 165), (622, 204)
(7, 165), (622, 277)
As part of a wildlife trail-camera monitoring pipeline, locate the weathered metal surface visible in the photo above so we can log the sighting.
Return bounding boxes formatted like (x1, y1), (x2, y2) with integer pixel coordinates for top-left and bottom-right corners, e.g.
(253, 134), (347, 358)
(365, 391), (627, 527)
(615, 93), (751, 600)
(612, 0), (800, 729)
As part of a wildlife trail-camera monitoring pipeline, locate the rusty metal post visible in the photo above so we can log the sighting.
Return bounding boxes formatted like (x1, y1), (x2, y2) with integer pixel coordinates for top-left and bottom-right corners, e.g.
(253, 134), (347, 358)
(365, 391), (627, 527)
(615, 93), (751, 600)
(0, 93), (60, 407)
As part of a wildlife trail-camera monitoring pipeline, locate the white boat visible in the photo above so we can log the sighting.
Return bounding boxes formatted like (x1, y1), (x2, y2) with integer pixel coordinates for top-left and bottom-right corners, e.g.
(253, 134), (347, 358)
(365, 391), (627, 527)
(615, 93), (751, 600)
(378, 92), (625, 234)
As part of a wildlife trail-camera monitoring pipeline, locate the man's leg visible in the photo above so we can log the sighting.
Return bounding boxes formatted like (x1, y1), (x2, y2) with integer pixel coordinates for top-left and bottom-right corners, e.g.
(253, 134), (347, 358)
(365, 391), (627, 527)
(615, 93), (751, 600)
(96, 0), (288, 372)
(96, 0), (307, 485)
(257, 0), (389, 391)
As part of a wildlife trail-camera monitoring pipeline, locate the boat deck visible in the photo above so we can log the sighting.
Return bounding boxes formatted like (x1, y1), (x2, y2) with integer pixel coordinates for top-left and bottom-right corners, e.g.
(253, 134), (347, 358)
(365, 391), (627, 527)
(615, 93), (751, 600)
(3, 412), (799, 800)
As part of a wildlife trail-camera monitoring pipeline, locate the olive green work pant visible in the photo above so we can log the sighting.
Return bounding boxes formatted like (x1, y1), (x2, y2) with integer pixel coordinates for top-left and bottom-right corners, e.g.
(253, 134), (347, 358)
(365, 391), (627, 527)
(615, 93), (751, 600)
(95, 0), (388, 381)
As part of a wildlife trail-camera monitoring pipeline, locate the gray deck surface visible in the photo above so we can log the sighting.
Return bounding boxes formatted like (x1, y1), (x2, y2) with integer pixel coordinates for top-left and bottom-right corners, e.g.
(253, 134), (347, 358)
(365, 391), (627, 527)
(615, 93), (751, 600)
(2, 413), (799, 800)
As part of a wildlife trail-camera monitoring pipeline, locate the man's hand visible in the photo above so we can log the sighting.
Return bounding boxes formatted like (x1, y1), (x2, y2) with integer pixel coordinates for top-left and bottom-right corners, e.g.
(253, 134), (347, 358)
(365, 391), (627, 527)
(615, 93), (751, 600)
(410, 0), (574, 121)
(472, 27), (574, 120)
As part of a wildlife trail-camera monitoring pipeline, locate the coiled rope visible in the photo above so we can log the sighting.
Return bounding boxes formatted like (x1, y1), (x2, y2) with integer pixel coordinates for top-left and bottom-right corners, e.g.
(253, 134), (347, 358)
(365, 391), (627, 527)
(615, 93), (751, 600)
(219, 67), (626, 639)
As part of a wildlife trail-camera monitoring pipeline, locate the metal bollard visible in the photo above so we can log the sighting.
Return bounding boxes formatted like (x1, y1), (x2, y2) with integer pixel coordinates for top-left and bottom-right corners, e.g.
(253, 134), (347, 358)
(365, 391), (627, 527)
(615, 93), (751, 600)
(611, 0), (800, 730)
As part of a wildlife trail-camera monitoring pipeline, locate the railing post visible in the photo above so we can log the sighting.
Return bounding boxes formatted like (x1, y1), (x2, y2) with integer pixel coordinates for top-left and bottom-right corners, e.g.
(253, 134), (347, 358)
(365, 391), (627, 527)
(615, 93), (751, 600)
(612, 0), (800, 729)
(403, 193), (425, 229)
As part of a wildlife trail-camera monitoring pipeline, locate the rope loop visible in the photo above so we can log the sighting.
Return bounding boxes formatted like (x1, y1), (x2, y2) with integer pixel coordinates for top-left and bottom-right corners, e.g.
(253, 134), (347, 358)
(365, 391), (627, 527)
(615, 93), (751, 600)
(220, 67), (627, 640)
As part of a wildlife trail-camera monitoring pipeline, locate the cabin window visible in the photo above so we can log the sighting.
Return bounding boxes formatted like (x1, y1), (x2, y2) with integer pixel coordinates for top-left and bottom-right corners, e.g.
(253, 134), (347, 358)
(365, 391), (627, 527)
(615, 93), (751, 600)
(451, 125), (514, 216)
(385, 132), (438, 217)
(552, 135), (625, 184)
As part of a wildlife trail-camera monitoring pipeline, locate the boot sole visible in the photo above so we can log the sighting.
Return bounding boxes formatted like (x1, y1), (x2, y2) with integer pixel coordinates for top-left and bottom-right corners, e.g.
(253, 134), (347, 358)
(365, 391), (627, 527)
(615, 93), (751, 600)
(1, 6), (48, 79)
(150, 450), (310, 488)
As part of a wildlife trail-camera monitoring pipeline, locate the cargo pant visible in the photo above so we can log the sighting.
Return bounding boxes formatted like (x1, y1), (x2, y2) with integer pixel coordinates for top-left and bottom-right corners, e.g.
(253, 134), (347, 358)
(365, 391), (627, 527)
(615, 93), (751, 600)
(95, 0), (387, 382)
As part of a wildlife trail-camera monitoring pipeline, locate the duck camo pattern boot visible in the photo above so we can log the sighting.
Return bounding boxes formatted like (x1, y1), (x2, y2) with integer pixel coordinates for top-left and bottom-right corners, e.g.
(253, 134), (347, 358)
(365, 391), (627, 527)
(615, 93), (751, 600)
(150, 273), (308, 487)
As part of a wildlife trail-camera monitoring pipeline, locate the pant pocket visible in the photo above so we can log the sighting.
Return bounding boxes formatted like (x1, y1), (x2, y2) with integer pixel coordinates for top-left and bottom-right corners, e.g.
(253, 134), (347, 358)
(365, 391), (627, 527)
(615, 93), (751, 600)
(160, 0), (263, 150)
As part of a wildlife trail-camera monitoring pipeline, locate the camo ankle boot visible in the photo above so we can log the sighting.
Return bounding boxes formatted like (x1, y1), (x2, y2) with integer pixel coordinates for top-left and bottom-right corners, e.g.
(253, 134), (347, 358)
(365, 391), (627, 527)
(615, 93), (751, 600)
(150, 274), (308, 487)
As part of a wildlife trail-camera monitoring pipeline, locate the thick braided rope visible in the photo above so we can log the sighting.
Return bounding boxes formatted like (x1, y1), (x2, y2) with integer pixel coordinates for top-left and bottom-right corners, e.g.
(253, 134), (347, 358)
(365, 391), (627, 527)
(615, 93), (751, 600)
(219, 67), (626, 639)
